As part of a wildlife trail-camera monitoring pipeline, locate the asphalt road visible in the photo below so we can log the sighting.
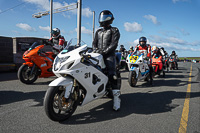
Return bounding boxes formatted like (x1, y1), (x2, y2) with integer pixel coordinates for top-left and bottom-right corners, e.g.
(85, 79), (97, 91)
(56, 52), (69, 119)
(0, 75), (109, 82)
(0, 62), (200, 133)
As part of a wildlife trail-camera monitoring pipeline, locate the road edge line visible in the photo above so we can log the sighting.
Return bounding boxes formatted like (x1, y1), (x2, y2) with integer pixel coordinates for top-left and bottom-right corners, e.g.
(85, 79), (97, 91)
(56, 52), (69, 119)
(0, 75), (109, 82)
(178, 63), (192, 133)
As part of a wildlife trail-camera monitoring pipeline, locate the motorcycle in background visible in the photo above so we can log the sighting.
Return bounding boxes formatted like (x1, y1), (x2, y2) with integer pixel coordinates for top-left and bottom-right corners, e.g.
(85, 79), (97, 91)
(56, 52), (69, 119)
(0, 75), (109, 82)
(18, 42), (55, 84)
(169, 56), (178, 70)
(126, 51), (150, 87)
(152, 56), (165, 77)
(120, 51), (129, 71)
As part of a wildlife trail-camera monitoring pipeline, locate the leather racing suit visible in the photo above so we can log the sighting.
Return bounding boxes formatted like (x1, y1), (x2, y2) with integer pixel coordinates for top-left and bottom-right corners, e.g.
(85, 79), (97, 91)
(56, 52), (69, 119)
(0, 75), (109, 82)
(92, 26), (120, 90)
(49, 35), (65, 55)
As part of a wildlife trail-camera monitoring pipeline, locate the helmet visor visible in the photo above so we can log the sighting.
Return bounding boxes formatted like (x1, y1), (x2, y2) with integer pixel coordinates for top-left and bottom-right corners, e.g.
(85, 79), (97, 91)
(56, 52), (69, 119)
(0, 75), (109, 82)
(99, 14), (112, 22)
(51, 30), (57, 35)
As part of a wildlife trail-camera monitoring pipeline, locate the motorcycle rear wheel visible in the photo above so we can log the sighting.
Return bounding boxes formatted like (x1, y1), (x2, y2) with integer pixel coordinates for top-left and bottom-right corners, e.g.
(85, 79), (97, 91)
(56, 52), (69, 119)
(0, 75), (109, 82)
(128, 71), (137, 87)
(44, 86), (80, 121)
(17, 64), (38, 84)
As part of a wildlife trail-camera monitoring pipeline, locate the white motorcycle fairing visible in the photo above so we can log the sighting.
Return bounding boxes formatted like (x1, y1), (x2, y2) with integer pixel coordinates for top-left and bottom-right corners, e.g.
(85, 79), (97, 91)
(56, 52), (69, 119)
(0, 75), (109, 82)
(50, 44), (108, 106)
(126, 53), (150, 81)
(49, 76), (73, 99)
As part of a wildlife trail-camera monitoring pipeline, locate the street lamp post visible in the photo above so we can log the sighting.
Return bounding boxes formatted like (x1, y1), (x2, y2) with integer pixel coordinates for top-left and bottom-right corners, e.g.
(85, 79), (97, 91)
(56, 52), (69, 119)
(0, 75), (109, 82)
(50, 0), (53, 37)
(92, 11), (95, 41)
(77, 0), (82, 45)
(32, 1), (82, 42)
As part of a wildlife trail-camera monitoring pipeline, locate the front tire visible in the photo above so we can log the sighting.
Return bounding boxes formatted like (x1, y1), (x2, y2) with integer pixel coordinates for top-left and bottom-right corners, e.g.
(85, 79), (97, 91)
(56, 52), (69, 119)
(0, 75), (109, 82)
(44, 86), (80, 121)
(128, 71), (137, 87)
(17, 64), (38, 84)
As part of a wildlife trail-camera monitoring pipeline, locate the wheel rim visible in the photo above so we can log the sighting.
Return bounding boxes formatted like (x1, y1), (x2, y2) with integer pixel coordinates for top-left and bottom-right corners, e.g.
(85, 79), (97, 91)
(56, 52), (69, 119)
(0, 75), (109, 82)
(22, 66), (37, 81)
(131, 72), (137, 85)
(52, 86), (78, 115)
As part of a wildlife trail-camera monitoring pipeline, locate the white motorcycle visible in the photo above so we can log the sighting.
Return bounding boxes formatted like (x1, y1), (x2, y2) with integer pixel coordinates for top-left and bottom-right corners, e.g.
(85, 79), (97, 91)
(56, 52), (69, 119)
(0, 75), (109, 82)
(44, 39), (121, 121)
(126, 51), (150, 87)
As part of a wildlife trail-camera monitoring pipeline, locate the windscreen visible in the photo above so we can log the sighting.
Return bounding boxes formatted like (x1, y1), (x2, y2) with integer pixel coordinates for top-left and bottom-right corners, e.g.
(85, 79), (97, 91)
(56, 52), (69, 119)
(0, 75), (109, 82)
(28, 42), (42, 51)
(61, 38), (86, 54)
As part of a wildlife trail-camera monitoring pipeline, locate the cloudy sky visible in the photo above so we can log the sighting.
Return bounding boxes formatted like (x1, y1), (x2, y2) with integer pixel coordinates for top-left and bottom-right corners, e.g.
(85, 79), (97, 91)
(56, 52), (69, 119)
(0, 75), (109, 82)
(0, 0), (200, 57)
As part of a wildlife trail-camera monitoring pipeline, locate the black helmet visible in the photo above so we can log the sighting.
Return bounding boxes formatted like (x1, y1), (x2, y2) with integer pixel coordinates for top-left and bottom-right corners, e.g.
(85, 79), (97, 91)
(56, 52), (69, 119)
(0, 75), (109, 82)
(172, 51), (176, 55)
(139, 36), (147, 47)
(120, 45), (124, 48)
(99, 10), (114, 27)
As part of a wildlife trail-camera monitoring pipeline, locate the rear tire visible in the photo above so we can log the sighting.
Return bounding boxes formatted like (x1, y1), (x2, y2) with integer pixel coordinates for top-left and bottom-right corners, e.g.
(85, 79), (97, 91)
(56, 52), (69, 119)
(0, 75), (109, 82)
(128, 71), (137, 87)
(44, 86), (80, 121)
(17, 64), (38, 84)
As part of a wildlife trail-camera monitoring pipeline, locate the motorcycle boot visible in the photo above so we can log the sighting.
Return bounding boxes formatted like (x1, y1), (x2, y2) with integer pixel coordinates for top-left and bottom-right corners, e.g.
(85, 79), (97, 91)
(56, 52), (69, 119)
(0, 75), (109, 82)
(112, 90), (121, 111)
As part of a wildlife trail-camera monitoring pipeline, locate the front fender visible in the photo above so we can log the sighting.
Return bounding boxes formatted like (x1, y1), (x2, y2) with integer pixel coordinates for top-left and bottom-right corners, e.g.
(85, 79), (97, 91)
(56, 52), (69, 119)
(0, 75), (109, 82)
(49, 76), (73, 98)
(23, 62), (34, 67)
(131, 67), (139, 78)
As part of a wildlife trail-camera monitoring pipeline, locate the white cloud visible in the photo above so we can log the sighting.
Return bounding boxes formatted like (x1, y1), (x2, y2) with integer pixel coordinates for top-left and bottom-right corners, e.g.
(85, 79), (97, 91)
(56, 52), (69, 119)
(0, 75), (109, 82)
(39, 26), (50, 32)
(167, 37), (185, 44)
(82, 8), (93, 18)
(75, 26), (92, 35)
(178, 28), (190, 36)
(144, 15), (160, 25)
(23, 0), (92, 17)
(43, 36), (50, 39)
(172, 0), (190, 3)
(23, 0), (49, 10)
(148, 40), (200, 52)
(149, 35), (200, 47)
(16, 23), (36, 31)
(124, 22), (143, 32)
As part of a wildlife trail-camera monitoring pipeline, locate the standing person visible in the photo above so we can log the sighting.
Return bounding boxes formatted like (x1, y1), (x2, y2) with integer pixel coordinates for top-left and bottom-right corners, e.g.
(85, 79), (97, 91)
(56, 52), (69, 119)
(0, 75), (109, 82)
(92, 10), (121, 111)
(133, 36), (153, 86)
(49, 28), (65, 56)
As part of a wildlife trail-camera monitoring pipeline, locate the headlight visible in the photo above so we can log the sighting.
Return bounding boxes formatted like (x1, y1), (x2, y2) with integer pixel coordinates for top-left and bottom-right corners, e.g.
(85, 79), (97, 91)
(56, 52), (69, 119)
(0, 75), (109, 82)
(54, 56), (70, 71)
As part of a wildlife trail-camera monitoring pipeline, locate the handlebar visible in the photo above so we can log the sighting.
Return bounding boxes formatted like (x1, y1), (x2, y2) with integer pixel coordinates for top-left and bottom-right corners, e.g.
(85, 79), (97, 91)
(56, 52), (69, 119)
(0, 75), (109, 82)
(82, 54), (99, 65)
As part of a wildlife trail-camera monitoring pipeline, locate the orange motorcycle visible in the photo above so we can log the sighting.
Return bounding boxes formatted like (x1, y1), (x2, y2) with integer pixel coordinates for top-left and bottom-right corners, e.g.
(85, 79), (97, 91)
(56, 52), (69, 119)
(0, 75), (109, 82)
(18, 42), (55, 84)
(152, 55), (165, 77)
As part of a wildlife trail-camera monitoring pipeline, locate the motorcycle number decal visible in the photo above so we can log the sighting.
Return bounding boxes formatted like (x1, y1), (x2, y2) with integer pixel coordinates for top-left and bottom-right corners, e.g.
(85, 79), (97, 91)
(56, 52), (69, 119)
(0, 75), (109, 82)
(130, 56), (138, 63)
(85, 72), (91, 79)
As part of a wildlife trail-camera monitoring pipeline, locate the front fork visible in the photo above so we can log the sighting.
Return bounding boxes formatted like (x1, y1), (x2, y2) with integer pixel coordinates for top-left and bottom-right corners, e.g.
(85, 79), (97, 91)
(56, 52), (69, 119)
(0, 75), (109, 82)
(30, 63), (36, 76)
(131, 67), (139, 79)
(65, 79), (79, 99)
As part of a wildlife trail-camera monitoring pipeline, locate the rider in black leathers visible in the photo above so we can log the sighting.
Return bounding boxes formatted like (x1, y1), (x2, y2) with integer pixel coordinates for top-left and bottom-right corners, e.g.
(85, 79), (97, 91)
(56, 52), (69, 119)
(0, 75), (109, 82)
(92, 10), (121, 111)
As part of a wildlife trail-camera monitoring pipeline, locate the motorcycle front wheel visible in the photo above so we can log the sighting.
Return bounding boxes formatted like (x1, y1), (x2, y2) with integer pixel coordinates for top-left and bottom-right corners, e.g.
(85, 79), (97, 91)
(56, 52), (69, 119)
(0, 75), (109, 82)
(17, 64), (38, 84)
(128, 71), (137, 87)
(44, 86), (80, 121)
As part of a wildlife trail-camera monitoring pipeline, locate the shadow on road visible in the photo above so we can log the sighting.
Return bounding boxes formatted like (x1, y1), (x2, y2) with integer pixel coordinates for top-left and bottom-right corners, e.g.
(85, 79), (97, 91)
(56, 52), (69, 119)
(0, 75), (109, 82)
(0, 72), (18, 82)
(0, 90), (45, 107)
(60, 91), (200, 125)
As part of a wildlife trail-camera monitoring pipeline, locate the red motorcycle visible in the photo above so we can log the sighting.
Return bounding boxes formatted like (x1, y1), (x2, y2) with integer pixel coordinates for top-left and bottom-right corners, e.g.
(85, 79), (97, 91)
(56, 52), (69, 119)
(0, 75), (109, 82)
(169, 57), (178, 70)
(152, 56), (165, 77)
(18, 42), (55, 84)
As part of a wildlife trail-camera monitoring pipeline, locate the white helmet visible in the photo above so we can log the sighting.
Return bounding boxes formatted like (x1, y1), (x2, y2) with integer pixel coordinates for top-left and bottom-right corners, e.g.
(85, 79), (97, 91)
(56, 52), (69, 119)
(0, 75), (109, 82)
(152, 46), (158, 53)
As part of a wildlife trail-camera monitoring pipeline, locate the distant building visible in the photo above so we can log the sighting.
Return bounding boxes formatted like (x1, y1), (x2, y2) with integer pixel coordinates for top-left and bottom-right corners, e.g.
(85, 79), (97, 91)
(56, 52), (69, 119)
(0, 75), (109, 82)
(0, 36), (54, 71)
